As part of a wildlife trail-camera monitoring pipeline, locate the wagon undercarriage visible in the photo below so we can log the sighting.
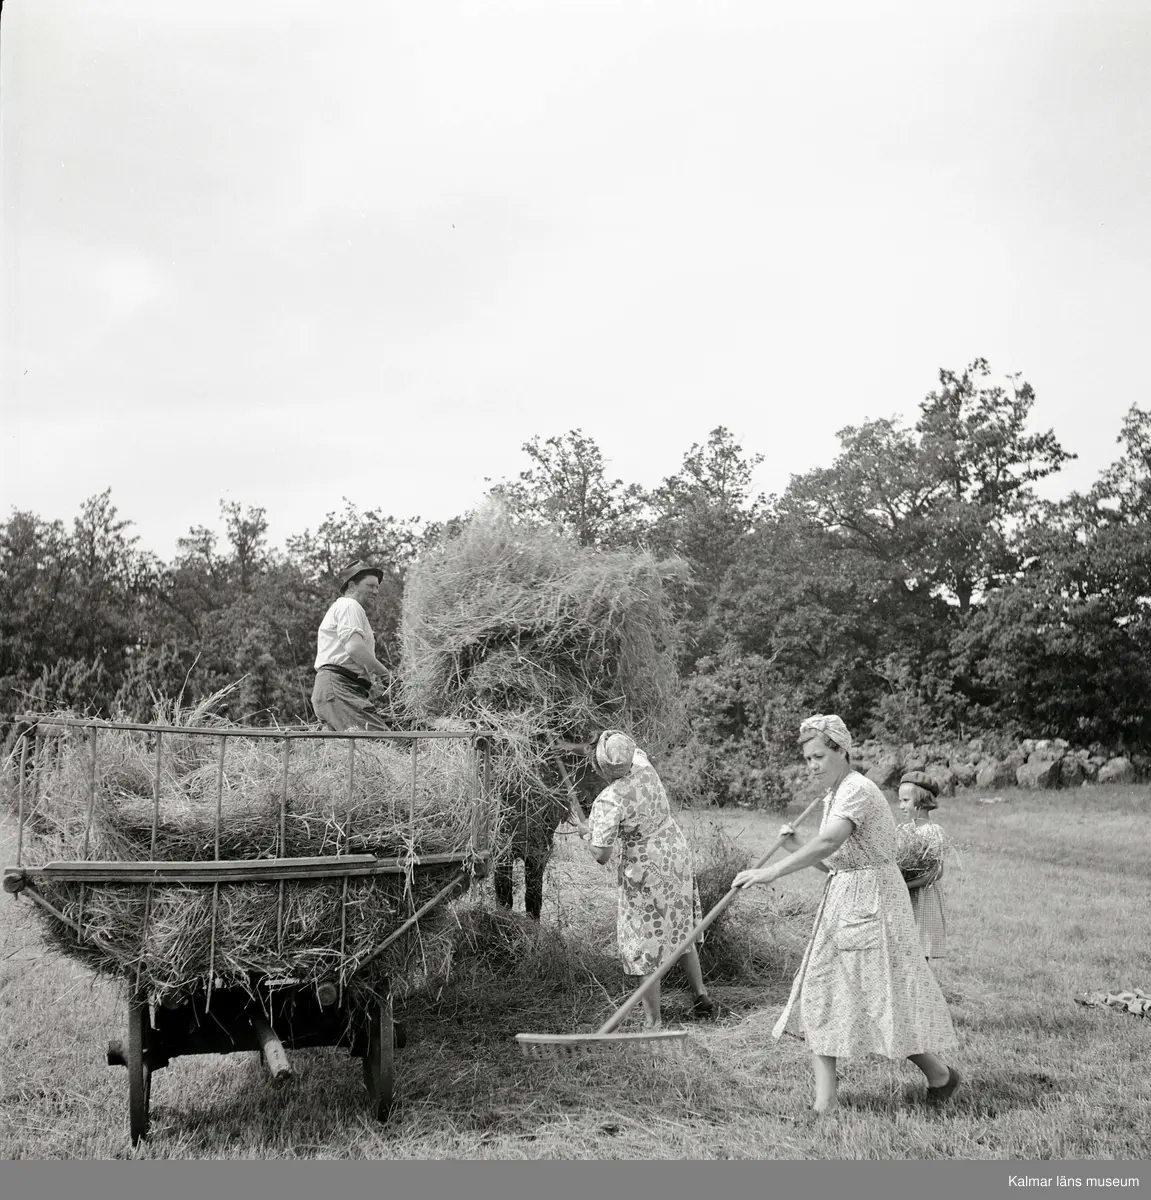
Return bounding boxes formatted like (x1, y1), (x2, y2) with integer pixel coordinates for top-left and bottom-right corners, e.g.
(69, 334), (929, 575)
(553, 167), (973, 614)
(104, 980), (404, 1144)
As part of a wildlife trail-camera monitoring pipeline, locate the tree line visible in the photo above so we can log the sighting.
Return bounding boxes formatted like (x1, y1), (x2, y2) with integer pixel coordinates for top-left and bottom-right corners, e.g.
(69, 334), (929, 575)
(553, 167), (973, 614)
(2, 359), (1148, 803)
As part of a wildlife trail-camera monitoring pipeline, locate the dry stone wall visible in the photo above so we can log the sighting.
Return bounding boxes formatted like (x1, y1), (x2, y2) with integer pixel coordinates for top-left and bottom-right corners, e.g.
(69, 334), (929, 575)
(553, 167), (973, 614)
(841, 737), (1146, 794)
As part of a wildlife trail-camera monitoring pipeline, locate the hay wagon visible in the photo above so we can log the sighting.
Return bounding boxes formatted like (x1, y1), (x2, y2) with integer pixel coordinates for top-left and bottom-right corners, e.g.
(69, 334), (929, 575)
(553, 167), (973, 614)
(2, 716), (496, 1147)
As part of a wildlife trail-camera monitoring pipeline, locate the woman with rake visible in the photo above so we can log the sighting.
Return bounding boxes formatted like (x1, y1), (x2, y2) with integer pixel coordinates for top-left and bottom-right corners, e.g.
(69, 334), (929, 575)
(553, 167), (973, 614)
(732, 715), (960, 1116)
(571, 729), (716, 1031)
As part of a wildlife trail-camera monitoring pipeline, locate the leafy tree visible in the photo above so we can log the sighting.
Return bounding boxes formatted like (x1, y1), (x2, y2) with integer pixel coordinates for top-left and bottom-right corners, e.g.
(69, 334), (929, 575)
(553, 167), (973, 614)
(487, 429), (648, 548)
(0, 492), (157, 717)
(952, 581), (1151, 750)
(915, 359), (1074, 609)
(781, 361), (1073, 611)
(679, 364), (1075, 790)
(707, 509), (954, 739)
(220, 501), (269, 593)
(648, 426), (765, 583)
(664, 648), (789, 808)
(112, 643), (197, 721)
(1087, 403), (1151, 521)
(954, 405), (1151, 749)
(69, 490), (157, 667)
(777, 417), (936, 582)
(0, 510), (75, 708)
(644, 427), (766, 663)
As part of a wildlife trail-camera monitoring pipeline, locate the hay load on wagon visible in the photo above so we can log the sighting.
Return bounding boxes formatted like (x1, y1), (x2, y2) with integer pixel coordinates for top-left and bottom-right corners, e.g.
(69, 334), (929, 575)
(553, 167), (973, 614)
(397, 504), (688, 863)
(3, 688), (484, 1004)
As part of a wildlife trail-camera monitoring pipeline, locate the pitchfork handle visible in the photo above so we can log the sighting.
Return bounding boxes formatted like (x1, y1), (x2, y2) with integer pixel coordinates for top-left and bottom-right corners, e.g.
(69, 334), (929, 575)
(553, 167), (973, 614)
(553, 752), (588, 827)
(597, 791), (825, 1036)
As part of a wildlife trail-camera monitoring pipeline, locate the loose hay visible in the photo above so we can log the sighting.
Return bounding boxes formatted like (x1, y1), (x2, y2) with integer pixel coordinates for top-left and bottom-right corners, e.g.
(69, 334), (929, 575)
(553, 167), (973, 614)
(25, 728), (478, 862)
(398, 504), (688, 849)
(894, 821), (950, 885)
(685, 821), (817, 984)
(4, 690), (485, 1005)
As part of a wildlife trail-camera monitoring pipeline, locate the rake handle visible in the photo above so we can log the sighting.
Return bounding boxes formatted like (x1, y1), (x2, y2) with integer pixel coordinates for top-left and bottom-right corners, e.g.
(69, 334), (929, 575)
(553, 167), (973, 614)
(597, 791), (825, 1036)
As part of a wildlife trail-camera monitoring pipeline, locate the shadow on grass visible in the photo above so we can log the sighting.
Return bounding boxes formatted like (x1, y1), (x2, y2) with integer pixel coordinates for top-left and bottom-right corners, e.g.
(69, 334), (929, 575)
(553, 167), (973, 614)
(841, 1066), (1063, 1122)
(966, 1006), (1101, 1035)
(136, 1051), (377, 1157)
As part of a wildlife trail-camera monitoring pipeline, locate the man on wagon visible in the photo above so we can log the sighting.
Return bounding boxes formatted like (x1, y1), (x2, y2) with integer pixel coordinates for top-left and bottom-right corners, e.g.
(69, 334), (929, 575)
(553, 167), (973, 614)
(311, 560), (392, 731)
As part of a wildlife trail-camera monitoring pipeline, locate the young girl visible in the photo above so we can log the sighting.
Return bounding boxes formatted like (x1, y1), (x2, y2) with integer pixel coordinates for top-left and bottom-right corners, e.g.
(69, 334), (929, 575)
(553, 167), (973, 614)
(897, 771), (947, 964)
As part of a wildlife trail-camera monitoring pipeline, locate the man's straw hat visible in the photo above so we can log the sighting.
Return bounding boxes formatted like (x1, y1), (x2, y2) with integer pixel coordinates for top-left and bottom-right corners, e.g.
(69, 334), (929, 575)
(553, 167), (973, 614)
(338, 560), (384, 589)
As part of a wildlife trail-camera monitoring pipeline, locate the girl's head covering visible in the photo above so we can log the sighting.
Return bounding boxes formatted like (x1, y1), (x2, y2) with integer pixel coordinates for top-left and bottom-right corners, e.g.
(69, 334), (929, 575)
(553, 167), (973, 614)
(594, 729), (637, 781)
(899, 771), (940, 810)
(798, 714), (853, 754)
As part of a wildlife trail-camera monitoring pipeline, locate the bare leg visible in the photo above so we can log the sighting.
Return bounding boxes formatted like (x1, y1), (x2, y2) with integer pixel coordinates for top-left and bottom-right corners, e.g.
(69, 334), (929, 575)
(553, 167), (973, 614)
(639, 975), (661, 1029)
(812, 1054), (839, 1112)
(908, 1052), (950, 1088)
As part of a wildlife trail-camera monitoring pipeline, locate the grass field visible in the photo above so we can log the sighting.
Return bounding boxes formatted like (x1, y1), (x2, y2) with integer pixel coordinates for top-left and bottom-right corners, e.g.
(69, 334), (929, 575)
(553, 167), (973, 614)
(1, 783), (1148, 1160)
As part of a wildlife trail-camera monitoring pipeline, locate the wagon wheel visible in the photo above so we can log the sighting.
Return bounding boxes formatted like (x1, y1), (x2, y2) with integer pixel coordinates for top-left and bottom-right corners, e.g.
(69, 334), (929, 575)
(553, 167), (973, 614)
(127, 996), (152, 1146)
(361, 993), (395, 1122)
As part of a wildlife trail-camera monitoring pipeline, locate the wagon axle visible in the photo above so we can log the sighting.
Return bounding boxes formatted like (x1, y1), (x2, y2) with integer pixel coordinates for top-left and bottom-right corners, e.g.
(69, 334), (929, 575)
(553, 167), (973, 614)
(106, 1039), (169, 1073)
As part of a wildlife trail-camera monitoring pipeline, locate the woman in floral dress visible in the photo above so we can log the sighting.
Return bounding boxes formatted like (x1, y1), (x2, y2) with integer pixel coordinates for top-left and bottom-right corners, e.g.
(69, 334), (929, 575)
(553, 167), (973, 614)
(897, 771), (948, 963)
(733, 715), (960, 1115)
(576, 729), (715, 1030)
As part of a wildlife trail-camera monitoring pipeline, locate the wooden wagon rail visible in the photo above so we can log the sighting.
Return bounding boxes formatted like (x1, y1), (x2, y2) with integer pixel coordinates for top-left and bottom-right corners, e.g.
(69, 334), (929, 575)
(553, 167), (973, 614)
(23, 715), (490, 741)
(9, 716), (497, 872)
(3, 850), (488, 888)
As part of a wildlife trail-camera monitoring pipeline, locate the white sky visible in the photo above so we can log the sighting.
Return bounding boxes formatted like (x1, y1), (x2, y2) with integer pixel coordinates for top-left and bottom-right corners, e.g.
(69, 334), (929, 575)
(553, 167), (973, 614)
(2, 0), (1149, 557)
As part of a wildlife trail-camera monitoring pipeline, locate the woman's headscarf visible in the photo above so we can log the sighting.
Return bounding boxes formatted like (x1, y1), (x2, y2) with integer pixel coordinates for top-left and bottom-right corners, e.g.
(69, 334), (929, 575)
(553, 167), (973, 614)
(798, 714), (853, 755)
(594, 729), (637, 782)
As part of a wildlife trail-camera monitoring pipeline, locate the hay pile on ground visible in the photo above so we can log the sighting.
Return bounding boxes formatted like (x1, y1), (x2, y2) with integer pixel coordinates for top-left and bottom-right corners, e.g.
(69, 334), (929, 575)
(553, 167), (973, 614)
(3, 690), (482, 1004)
(686, 821), (815, 984)
(419, 902), (613, 1027)
(398, 505), (688, 842)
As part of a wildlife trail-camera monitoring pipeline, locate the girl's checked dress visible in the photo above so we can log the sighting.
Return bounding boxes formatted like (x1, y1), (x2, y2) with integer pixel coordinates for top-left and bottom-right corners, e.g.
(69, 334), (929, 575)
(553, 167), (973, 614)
(907, 822), (948, 960)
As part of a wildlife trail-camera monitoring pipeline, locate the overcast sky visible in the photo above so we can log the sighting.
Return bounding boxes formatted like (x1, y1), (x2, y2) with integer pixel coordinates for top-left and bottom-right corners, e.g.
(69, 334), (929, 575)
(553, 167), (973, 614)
(2, 0), (1149, 558)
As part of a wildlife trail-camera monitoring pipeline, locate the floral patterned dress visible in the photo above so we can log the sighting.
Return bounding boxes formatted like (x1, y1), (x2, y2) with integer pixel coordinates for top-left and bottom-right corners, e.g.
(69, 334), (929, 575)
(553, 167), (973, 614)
(772, 772), (958, 1059)
(588, 751), (701, 976)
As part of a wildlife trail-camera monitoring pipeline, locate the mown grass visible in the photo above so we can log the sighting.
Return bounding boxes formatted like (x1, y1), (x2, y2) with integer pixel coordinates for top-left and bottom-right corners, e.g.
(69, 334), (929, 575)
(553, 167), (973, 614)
(0, 784), (1148, 1160)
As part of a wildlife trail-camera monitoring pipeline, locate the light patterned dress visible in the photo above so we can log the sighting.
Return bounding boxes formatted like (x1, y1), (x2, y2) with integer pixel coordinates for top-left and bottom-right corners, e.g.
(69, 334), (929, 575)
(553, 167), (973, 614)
(773, 772), (958, 1059)
(588, 751), (701, 976)
(906, 821), (948, 960)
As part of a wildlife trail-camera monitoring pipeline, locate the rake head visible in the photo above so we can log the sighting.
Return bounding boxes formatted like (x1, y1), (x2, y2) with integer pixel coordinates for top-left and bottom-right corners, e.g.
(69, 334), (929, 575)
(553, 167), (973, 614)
(515, 1029), (688, 1060)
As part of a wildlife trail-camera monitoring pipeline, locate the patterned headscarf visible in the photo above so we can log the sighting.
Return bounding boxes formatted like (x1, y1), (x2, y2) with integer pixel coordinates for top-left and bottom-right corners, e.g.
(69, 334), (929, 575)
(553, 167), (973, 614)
(594, 729), (637, 781)
(798, 714), (853, 754)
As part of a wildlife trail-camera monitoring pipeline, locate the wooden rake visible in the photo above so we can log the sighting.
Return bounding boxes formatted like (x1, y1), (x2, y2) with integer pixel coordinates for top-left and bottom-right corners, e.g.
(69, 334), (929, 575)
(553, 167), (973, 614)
(515, 790), (825, 1060)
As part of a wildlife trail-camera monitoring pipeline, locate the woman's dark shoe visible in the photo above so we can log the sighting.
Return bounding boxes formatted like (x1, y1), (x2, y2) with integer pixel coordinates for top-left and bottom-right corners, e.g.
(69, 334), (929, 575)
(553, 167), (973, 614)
(690, 994), (717, 1020)
(925, 1066), (961, 1105)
